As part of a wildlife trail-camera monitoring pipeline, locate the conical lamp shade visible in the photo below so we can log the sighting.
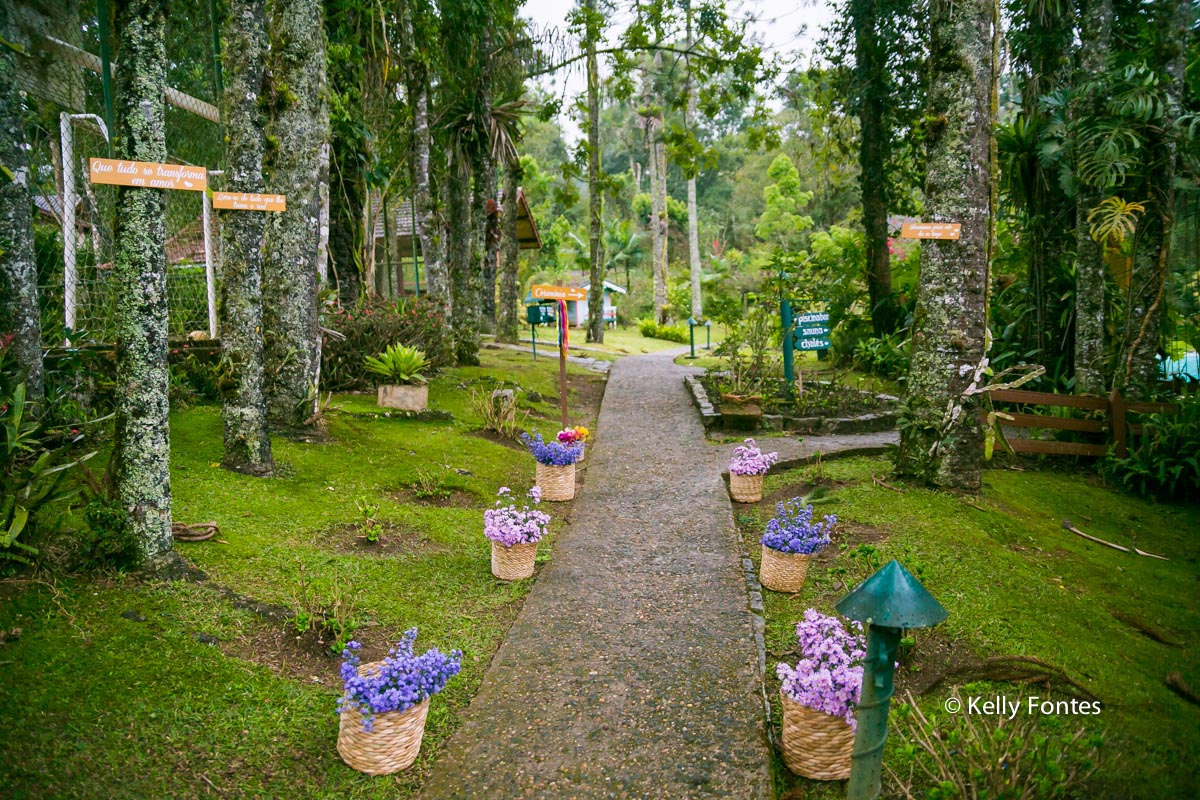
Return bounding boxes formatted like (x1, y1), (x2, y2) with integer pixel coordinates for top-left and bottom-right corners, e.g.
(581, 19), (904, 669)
(835, 559), (947, 629)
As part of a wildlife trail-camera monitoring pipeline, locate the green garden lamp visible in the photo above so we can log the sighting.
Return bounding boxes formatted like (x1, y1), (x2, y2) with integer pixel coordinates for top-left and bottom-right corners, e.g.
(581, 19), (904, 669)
(836, 560), (947, 800)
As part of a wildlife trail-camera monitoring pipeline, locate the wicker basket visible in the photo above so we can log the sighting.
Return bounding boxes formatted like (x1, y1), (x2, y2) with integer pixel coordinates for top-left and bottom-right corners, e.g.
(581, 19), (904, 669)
(536, 462), (576, 501)
(729, 473), (764, 503)
(491, 540), (538, 580)
(779, 691), (854, 780)
(760, 545), (812, 593)
(337, 684), (430, 776)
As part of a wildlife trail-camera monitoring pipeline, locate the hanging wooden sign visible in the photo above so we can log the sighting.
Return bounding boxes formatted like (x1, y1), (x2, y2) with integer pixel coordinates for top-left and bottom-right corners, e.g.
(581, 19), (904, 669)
(900, 222), (961, 240)
(211, 192), (287, 212)
(89, 158), (206, 191)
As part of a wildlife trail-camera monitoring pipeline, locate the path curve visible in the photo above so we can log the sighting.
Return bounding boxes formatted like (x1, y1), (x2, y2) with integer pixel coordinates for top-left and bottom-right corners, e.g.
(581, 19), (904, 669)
(420, 349), (770, 799)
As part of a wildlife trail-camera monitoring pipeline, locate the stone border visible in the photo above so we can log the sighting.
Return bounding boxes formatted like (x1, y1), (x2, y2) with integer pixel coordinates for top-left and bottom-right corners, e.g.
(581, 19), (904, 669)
(683, 375), (722, 429)
(685, 374), (899, 434)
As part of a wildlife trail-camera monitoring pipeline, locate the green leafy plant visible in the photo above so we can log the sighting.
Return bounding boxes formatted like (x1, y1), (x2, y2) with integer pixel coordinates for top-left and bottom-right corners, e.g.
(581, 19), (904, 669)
(469, 385), (528, 439)
(291, 563), (365, 654)
(638, 318), (689, 343)
(829, 542), (883, 590)
(364, 344), (430, 385)
(886, 688), (1102, 799)
(354, 495), (382, 543)
(410, 469), (452, 501)
(1102, 396), (1200, 500)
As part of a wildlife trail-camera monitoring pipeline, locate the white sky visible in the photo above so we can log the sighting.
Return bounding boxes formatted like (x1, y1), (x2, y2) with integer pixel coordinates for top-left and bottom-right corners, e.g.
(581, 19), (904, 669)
(521, 0), (837, 141)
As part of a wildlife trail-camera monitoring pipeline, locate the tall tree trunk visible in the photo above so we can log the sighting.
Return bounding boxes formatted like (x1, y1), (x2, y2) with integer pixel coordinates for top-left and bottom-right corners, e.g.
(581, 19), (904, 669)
(655, 132), (669, 322)
(472, 140), (496, 340)
(263, 0), (327, 430)
(497, 161), (522, 342)
(219, 0), (274, 476)
(1119, 0), (1189, 395)
(895, 0), (995, 490)
(448, 164), (478, 364)
(112, 0), (173, 566)
(853, 0), (897, 336)
(408, 62), (446, 318)
(480, 165), (500, 334)
(0, 2), (43, 402)
(329, 138), (363, 305)
(1072, 0), (1112, 395)
(685, 6), (702, 322)
(641, 63), (666, 324)
(586, 0), (605, 344)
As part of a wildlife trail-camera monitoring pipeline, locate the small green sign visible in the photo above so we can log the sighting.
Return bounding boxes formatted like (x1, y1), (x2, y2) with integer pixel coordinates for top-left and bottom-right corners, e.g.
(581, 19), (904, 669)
(796, 335), (832, 351)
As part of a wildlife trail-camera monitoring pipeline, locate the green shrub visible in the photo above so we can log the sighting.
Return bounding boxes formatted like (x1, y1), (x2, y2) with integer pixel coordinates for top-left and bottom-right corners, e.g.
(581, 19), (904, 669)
(637, 318), (689, 344)
(1102, 395), (1200, 500)
(853, 331), (910, 380)
(363, 344), (429, 385)
(321, 296), (451, 391)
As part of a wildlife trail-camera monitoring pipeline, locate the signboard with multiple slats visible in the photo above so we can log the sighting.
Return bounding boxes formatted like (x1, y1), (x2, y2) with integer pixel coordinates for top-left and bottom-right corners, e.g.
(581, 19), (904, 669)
(794, 311), (831, 351)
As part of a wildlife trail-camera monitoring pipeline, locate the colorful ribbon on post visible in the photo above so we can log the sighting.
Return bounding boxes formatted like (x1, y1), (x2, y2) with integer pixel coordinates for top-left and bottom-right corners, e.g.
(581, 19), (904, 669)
(557, 299), (568, 357)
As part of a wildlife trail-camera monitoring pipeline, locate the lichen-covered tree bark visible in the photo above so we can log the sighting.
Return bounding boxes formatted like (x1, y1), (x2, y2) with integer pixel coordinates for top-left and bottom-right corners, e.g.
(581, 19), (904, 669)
(497, 160), (522, 342)
(1120, 0), (1188, 395)
(263, 0), (327, 429)
(584, 0), (606, 344)
(645, 58), (669, 324)
(219, 0), (274, 476)
(895, 0), (995, 490)
(112, 0), (173, 566)
(0, 3), (43, 402)
(684, 10), (702, 325)
(478, 153), (500, 334)
(1072, 0), (1112, 395)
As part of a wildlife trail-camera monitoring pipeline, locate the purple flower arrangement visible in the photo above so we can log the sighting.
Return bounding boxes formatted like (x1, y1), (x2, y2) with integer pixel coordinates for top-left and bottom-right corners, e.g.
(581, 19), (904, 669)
(729, 438), (779, 476)
(776, 610), (866, 729)
(339, 629), (462, 731)
(521, 432), (584, 466)
(761, 499), (837, 555)
(484, 487), (551, 547)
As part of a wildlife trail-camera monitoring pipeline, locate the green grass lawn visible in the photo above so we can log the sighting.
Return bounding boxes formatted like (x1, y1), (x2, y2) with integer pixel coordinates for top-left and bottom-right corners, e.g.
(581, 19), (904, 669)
(0, 349), (605, 799)
(738, 456), (1200, 799)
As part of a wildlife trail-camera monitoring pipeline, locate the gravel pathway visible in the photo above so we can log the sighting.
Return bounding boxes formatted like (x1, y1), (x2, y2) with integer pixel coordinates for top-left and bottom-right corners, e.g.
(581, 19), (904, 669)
(419, 349), (770, 799)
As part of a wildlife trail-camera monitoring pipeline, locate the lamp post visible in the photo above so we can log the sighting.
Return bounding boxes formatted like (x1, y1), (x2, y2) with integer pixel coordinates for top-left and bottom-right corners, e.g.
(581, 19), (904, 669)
(704, 319), (712, 349)
(687, 318), (697, 359)
(836, 560), (947, 800)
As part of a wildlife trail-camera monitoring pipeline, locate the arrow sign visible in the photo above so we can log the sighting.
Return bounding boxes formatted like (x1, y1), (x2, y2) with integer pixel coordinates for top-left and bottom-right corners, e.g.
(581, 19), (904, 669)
(795, 336), (832, 351)
(799, 325), (830, 337)
(531, 284), (587, 302)
(797, 311), (830, 324)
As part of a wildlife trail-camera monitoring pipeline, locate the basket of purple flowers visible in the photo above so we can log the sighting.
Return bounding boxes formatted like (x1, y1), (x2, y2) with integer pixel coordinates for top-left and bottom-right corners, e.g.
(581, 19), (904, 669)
(728, 438), (778, 502)
(776, 610), (865, 780)
(760, 498), (836, 592)
(522, 432), (584, 501)
(337, 630), (462, 775)
(485, 487), (550, 580)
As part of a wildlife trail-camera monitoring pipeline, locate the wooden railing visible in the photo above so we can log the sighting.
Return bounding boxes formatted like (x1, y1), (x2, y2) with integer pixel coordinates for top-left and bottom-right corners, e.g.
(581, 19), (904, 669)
(986, 388), (1178, 458)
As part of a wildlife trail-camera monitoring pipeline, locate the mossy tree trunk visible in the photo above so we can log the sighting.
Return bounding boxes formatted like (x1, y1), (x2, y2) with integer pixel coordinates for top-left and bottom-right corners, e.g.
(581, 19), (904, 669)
(262, 0), (327, 430)
(477, 150), (499, 335)
(448, 163), (478, 365)
(1072, 0), (1112, 396)
(218, 0), (274, 476)
(1119, 0), (1188, 395)
(895, 0), (995, 490)
(852, 0), (898, 337)
(497, 159), (521, 343)
(0, 4), (43, 402)
(585, 0), (606, 344)
(112, 0), (173, 566)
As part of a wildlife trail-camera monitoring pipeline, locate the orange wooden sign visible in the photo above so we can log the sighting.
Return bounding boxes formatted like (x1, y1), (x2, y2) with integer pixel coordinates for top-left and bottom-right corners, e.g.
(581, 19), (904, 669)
(212, 192), (287, 212)
(531, 284), (587, 301)
(900, 222), (961, 240)
(89, 158), (206, 191)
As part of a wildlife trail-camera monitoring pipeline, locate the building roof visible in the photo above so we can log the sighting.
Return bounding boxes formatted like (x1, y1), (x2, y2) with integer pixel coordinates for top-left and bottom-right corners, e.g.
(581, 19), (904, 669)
(580, 280), (627, 295)
(373, 188), (542, 255)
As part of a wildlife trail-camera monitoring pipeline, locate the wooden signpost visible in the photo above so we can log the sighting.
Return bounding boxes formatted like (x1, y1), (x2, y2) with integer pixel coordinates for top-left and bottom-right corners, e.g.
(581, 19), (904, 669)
(530, 285), (581, 426)
(211, 192), (286, 212)
(793, 311), (832, 351)
(89, 158), (206, 191)
(900, 222), (961, 240)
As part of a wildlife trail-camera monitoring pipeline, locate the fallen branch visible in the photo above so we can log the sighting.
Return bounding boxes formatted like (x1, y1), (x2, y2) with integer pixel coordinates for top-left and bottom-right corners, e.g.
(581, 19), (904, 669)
(1166, 672), (1200, 706)
(872, 474), (903, 493)
(1062, 519), (1130, 553)
(919, 655), (1097, 701)
(1108, 609), (1181, 646)
(1133, 545), (1169, 561)
(172, 521), (220, 542)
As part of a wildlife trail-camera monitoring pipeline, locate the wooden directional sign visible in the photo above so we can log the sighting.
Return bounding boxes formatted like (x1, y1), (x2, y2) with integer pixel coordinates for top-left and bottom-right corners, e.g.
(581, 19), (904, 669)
(795, 335), (832, 351)
(89, 158), (206, 191)
(900, 222), (961, 240)
(212, 192), (287, 212)
(793, 310), (832, 351)
(531, 284), (587, 302)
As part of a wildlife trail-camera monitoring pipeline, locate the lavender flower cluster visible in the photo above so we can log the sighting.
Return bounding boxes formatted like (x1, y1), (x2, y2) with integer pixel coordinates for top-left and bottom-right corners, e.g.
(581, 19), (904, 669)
(521, 432), (584, 466)
(761, 499), (836, 555)
(339, 629), (462, 731)
(484, 487), (551, 546)
(776, 609), (866, 729)
(729, 438), (779, 476)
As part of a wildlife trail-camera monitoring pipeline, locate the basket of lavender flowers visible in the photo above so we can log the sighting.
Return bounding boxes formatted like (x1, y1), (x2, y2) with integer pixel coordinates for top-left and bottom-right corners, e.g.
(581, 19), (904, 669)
(728, 438), (778, 502)
(522, 432), (584, 501)
(337, 630), (462, 775)
(485, 487), (550, 580)
(760, 498), (836, 592)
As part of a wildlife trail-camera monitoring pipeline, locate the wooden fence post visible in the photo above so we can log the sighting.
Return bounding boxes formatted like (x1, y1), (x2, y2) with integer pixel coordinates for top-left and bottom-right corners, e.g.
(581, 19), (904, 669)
(1109, 387), (1127, 458)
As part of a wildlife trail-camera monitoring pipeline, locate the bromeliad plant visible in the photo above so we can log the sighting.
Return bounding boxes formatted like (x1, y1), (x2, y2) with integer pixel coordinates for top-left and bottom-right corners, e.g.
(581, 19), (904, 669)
(484, 487), (550, 546)
(729, 438), (779, 476)
(777, 609), (866, 729)
(363, 344), (429, 385)
(338, 629), (462, 732)
(762, 499), (836, 555)
(521, 432), (584, 466)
